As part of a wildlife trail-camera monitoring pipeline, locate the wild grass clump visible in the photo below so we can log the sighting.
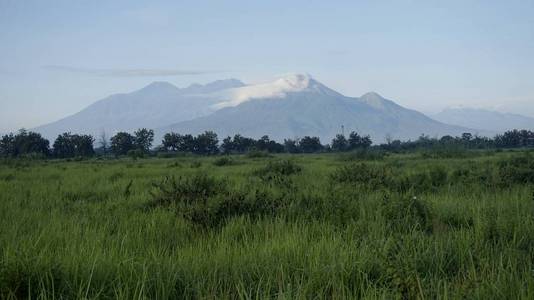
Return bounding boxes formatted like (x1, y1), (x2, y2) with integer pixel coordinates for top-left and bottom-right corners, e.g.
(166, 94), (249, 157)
(420, 146), (472, 159)
(108, 171), (124, 183)
(381, 194), (433, 233)
(393, 166), (449, 193)
(338, 149), (387, 161)
(498, 153), (534, 186)
(1, 174), (15, 181)
(212, 157), (234, 166)
(166, 161), (182, 168)
(330, 163), (390, 190)
(245, 150), (272, 158)
(253, 160), (302, 180)
(189, 161), (202, 168)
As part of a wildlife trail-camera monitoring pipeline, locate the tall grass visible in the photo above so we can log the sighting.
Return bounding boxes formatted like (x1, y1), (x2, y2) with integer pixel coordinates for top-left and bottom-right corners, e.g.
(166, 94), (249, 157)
(1, 151), (534, 298)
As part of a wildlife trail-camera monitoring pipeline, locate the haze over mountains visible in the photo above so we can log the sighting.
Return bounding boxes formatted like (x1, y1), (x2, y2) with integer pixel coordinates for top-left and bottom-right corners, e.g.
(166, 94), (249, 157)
(433, 108), (534, 133)
(34, 74), (508, 144)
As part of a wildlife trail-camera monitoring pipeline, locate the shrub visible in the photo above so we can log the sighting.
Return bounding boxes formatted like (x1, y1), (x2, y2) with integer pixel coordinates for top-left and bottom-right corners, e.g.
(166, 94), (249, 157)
(330, 163), (390, 190)
(148, 173), (284, 228)
(149, 173), (227, 208)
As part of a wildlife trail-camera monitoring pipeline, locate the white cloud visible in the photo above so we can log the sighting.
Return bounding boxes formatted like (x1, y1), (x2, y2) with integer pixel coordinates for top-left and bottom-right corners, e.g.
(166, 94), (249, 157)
(212, 73), (312, 109)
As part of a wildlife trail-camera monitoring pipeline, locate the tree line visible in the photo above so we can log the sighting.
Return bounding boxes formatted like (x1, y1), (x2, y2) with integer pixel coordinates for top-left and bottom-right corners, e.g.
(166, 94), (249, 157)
(1, 128), (534, 159)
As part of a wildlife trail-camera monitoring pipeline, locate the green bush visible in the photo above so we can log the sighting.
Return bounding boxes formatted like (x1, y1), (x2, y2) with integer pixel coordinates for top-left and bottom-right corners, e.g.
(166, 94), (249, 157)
(148, 173), (285, 228)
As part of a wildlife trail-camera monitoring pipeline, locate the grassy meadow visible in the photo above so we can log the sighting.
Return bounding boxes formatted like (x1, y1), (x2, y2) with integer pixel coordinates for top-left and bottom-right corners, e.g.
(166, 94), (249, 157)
(1, 149), (534, 299)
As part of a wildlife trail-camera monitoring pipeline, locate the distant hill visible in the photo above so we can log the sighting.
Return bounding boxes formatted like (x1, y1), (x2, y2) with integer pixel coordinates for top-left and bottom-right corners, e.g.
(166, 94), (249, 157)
(34, 79), (245, 140)
(33, 73), (483, 144)
(432, 107), (534, 132)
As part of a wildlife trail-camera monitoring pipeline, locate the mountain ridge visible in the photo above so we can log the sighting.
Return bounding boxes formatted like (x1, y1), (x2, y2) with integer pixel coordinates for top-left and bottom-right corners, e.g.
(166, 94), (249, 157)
(34, 74), (484, 143)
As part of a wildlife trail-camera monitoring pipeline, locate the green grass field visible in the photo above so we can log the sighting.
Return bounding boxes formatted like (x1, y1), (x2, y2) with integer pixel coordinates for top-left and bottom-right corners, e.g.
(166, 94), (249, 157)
(1, 150), (534, 299)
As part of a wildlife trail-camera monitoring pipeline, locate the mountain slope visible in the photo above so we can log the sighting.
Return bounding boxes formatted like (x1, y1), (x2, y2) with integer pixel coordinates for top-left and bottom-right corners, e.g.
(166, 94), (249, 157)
(159, 75), (474, 143)
(432, 108), (534, 132)
(34, 79), (245, 140)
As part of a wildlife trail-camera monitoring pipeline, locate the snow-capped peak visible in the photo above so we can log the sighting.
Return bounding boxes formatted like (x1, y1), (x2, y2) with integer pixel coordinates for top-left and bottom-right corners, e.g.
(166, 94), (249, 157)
(212, 73), (337, 109)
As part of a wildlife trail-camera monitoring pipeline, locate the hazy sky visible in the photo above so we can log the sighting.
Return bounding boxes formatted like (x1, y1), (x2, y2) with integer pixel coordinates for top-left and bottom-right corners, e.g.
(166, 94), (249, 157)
(1, 0), (534, 132)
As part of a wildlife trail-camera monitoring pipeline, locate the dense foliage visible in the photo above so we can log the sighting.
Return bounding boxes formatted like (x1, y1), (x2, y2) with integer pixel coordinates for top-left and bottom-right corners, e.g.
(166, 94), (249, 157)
(2, 129), (534, 159)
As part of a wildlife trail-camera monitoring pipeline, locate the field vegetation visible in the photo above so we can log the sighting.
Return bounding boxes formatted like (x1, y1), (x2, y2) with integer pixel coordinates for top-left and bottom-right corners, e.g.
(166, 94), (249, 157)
(1, 149), (534, 298)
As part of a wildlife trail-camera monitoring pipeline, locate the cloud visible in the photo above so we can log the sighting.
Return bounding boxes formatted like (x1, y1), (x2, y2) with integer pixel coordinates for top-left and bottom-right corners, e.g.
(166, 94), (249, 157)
(43, 66), (219, 77)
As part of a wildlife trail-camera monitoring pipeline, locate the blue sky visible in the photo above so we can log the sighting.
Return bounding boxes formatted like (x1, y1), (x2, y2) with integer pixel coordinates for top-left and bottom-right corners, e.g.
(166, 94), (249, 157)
(1, 0), (533, 132)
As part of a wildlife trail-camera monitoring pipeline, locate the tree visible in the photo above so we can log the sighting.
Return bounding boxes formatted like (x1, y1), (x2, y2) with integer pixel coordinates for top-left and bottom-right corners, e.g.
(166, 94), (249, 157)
(179, 134), (196, 152)
(53, 133), (94, 158)
(53, 133), (76, 158)
(193, 131), (219, 155)
(134, 128), (154, 153)
(110, 132), (135, 155)
(73, 134), (95, 157)
(284, 139), (300, 153)
(461, 132), (472, 142)
(0, 133), (15, 157)
(331, 134), (348, 152)
(221, 136), (234, 154)
(348, 131), (372, 149)
(255, 135), (284, 153)
(5, 129), (50, 157)
(162, 132), (181, 151)
(298, 136), (323, 153)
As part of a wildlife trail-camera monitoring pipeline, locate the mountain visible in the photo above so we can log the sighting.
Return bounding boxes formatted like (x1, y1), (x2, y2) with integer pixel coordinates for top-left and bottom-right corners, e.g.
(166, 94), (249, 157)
(158, 74), (474, 143)
(34, 79), (245, 140)
(432, 107), (534, 132)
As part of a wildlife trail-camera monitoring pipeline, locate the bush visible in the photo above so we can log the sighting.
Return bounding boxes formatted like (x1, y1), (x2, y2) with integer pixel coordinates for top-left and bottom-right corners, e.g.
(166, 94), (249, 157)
(148, 173), (284, 228)
(149, 173), (227, 207)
